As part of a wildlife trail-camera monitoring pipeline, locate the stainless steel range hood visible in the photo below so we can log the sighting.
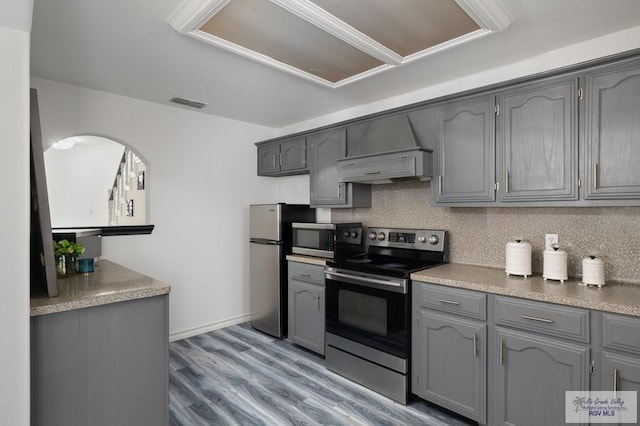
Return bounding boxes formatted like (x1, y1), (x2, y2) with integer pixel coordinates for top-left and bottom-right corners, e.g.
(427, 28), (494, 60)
(337, 115), (433, 184)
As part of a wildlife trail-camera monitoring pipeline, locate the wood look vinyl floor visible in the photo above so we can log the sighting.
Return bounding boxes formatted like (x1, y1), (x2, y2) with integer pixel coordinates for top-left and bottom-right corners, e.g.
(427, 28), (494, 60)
(169, 323), (475, 426)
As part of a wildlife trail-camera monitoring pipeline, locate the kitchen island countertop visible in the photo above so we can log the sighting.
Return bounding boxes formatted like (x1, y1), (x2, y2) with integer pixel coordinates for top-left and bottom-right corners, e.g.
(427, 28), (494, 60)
(412, 263), (640, 317)
(30, 259), (171, 316)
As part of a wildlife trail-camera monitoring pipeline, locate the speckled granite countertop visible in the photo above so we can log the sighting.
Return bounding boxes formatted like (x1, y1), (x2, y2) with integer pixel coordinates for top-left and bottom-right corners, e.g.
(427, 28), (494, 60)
(30, 260), (171, 317)
(286, 255), (328, 266)
(412, 263), (640, 317)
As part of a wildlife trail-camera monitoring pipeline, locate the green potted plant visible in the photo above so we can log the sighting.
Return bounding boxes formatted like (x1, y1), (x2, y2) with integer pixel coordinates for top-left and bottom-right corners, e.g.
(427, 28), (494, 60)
(53, 239), (85, 278)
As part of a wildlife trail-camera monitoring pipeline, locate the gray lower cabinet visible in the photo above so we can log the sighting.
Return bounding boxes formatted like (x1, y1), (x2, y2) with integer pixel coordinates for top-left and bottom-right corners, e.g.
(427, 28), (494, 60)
(412, 283), (603, 425)
(601, 351), (640, 393)
(497, 75), (579, 202)
(415, 310), (487, 422)
(412, 282), (487, 423)
(494, 327), (590, 426)
(585, 57), (640, 200)
(308, 128), (371, 208)
(599, 312), (640, 395)
(257, 137), (307, 176)
(288, 261), (325, 355)
(434, 94), (496, 204)
(31, 295), (169, 426)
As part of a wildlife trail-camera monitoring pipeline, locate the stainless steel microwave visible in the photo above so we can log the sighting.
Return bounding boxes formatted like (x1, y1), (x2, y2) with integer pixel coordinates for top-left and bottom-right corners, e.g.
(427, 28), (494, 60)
(291, 222), (363, 259)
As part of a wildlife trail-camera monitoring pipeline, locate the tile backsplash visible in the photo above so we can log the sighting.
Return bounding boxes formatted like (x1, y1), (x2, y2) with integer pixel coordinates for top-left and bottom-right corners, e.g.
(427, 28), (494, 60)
(332, 181), (640, 283)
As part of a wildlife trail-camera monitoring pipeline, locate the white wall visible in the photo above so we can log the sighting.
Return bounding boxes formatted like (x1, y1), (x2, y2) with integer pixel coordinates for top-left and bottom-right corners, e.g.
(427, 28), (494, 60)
(30, 78), (310, 339)
(0, 8), (32, 425)
(278, 25), (640, 135)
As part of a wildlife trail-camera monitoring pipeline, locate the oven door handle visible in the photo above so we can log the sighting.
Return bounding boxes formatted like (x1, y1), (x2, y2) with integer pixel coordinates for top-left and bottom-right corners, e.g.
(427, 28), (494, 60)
(324, 271), (407, 294)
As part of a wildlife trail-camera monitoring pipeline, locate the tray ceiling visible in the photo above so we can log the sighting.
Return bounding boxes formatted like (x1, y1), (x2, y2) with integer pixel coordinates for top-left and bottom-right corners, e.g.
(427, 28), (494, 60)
(169, 0), (512, 87)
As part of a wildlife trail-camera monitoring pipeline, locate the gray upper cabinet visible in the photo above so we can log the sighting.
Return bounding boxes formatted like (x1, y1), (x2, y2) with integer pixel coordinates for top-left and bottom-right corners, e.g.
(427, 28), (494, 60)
(434, 95), (496, 204)
(257, 138), (307, 176)
(308, 128), (371, 208)
(497, 76), (579, 202)
(257, 142), (281, 175)
(585, 58), (640, 200)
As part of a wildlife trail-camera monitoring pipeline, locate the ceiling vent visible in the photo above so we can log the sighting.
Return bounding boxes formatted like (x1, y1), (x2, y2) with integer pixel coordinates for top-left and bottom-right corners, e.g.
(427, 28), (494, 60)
(169, 96), (208, 109)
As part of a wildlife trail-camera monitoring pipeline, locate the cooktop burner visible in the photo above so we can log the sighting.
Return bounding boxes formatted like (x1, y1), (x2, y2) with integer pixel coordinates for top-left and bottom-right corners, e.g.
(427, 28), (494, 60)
(346, 257), (372, 264)
(329, 227), (447, 278)
(382, 262), (409, 268)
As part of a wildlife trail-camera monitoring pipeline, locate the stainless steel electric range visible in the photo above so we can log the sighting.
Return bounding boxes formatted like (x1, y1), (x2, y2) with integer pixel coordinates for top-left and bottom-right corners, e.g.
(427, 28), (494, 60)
(324, 227), (447, 404)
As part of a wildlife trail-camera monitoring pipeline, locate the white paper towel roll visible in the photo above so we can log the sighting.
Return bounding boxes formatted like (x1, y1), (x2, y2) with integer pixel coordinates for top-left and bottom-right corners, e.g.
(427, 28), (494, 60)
(582, 256), (605, 287)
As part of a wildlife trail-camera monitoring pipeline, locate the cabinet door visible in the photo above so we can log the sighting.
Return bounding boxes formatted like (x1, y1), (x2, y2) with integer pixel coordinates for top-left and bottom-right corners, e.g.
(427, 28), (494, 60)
(257, 143), (280, 175)
(288, 279), (325, 355)
(601, 351), (640, 393)
(280, 138), (307, 172)
(31, 296), (169, 426)
(585, 58), (640, 199)
(498, 77), (578, 202)
(495, 328), (589, 426)
(435, 95), (496, 203)
(309, 128), (347, 206)
(414, 310), (486, 423)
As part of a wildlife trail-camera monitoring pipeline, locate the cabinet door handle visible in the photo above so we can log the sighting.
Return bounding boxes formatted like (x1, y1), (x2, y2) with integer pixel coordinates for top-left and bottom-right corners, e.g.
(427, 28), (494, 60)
(521, 314), (554, 323)
(438, 175), (443, 195)
(365, 171), (381, 175)
(299, 272), (311, 278)
(315, 294), (320, 310)
(436, 298), (460, 305)
(613, 368), (618, 396)
(505, 169), (510, 193)
(500, 339), (504, 366)
(272, 155), (277, 168)
(473, 333), (477, 358)
(593, 162), (598, 189)
(280, 152), (284, 166)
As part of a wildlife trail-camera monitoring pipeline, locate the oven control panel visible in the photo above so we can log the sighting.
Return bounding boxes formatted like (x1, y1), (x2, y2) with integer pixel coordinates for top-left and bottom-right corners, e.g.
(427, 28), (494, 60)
(366, 227), (446, 252)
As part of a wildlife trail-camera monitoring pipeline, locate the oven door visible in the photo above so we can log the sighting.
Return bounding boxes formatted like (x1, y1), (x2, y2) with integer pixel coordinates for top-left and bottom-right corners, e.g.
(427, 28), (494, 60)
(325, 268), (409, 359)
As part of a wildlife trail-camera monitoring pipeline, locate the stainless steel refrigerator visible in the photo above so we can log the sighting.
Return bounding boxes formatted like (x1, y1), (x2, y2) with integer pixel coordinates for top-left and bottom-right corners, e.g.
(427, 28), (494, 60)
(249, 203), (314, 338)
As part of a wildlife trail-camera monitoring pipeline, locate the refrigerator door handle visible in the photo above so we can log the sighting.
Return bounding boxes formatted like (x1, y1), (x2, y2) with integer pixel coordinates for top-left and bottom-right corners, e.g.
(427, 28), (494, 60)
(250, 238), (282, 245)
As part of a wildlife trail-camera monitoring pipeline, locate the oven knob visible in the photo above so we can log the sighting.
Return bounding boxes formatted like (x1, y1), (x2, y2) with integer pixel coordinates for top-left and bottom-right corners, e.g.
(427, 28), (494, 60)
(368, 231), (377, 240)
(350, 231), (358, 239)
(344, 231), (350, 238)
(418, 235), (427, 243)
(377, 232), (386, 241)
(428, 235), (440, 245)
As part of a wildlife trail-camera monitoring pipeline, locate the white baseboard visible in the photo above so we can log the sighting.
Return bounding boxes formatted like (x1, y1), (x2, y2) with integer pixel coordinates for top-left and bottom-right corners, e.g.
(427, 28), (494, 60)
(170, 314), (251, 342)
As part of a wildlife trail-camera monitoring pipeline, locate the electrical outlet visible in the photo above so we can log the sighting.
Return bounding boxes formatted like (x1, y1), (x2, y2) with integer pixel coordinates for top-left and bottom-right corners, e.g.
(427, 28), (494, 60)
(545, 233), (559, 251)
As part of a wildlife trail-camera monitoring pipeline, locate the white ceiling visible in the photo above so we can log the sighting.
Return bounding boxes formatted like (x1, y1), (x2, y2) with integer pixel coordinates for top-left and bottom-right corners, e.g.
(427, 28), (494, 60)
(30, 0), (640, 128)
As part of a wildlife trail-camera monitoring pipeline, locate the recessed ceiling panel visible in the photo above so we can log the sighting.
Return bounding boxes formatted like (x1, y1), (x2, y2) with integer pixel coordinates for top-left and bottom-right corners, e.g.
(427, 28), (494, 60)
(199, 0), (384, 83)
(309, 0), (481, 57)
(169, 0), (512, 87)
